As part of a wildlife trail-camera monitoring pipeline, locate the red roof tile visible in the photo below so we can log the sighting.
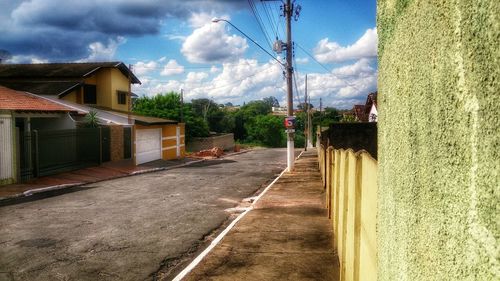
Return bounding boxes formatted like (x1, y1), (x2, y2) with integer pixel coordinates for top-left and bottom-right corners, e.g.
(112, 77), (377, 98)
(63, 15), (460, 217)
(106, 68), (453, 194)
(0, 86), (74, 112)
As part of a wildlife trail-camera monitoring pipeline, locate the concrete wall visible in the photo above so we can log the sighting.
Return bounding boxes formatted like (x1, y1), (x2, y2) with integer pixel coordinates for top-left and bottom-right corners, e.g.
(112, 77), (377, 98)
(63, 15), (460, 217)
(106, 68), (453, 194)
(187, 133), (235, 152)
(319, 145), (378, 281)
(378, 0), (499, 280)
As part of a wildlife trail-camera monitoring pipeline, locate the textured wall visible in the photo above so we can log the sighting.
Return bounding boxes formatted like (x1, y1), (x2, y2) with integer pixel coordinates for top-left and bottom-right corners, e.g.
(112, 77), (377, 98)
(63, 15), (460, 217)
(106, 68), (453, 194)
(187, 134), (235, 152)
(377, 0), (499, 280)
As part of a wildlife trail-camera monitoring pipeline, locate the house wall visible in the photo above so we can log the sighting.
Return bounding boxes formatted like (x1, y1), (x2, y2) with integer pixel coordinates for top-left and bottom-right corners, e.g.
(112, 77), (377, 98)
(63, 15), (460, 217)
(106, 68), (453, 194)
(109, 68), (130, 112)
(0, 111), (15, 185)
(378, 0), (499, 280)
(61, 68), (131, 112)
(95, 68), (112, 109)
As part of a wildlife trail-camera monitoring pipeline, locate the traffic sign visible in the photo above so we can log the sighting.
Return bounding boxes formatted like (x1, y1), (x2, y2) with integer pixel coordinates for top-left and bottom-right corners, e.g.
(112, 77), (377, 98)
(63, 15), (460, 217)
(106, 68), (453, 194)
(284, 116), (295, 128)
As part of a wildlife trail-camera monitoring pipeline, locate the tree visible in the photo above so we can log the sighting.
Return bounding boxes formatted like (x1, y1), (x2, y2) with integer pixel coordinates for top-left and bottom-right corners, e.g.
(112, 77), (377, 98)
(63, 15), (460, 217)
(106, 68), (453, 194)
(263, 96), (280, 108)
(297, 102), (314, 111)
(245, 115), (285, 147)
(133, 92), (209, 140)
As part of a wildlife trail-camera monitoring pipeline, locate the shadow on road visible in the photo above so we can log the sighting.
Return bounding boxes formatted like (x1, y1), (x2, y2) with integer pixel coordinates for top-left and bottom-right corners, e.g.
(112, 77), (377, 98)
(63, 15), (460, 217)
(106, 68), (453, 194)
(183, 159), (237, 168)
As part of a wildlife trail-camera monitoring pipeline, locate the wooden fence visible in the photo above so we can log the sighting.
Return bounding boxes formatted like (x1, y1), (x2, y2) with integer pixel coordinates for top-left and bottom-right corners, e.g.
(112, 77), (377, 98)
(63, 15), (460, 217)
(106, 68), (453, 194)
(318, 145), (378, 281)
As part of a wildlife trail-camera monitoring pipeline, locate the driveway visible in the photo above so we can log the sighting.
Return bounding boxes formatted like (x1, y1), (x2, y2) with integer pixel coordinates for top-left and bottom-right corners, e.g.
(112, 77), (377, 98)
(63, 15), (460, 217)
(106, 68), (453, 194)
(0, 148), (288, 281)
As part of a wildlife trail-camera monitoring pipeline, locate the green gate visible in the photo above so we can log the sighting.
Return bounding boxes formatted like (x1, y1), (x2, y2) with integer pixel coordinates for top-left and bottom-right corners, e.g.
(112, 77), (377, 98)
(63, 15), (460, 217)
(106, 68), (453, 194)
(20, 128), (105, 180)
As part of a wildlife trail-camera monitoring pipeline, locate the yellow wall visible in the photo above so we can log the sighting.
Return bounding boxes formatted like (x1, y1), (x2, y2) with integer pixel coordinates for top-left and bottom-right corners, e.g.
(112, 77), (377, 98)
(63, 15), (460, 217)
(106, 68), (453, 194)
(109, 68), (130, 112)
(61, 90), (78, 103)
(319, 145), (378, 281)
(95, 68), (112, 108)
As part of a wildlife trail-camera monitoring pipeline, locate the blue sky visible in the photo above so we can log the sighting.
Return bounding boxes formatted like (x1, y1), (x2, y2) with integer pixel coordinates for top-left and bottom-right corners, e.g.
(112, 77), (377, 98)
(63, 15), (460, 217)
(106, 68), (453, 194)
(0, 0), (377, 109)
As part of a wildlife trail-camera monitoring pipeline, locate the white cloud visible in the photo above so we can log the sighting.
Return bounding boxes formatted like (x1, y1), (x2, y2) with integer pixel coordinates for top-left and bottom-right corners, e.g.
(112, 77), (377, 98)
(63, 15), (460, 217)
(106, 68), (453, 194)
(133, 59), (377, 109)
(181, 14), (248, 63)
(160, 59), (185, 76)
(295, 57), (309, 64)
(78, 37), (125, 62)
(314, 28), (377, 63)
(210, 66), (220, 73)
(6, 54), (48, 64)
(134, 61), (157, 76)
(186, 71), (208, 83)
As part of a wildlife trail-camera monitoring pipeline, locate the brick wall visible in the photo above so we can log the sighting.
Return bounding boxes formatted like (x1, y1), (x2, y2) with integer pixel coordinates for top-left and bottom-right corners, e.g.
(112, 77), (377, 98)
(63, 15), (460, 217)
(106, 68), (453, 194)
(109, 125), (124, 161)
(187, 133), (234, 152)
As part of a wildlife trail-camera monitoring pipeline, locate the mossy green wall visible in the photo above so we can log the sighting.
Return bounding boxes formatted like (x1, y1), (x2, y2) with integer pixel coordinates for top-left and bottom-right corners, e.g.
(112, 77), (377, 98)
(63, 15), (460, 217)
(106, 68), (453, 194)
(377, 0), (499, 280)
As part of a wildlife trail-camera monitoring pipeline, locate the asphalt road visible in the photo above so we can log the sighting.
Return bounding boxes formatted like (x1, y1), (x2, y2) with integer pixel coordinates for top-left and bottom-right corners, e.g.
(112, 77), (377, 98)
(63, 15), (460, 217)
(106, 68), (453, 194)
(0, 148), (288, 281)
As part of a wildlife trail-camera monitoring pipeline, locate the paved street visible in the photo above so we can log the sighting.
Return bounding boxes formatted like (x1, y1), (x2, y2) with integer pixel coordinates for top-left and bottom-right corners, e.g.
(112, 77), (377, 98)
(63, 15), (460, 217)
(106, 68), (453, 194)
(0, 148), (287, 281)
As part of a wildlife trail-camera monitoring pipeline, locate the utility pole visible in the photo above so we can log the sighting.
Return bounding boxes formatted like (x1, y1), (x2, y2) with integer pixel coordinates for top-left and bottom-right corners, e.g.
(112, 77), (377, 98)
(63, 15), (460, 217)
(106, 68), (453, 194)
(179, 89), (184, 123)
(285, 0), (294, 172)
(304, 74), (308, 151)
(128, 64), (132, 125)
(319, 97), (323, 130)
(306, 74), (313, 148)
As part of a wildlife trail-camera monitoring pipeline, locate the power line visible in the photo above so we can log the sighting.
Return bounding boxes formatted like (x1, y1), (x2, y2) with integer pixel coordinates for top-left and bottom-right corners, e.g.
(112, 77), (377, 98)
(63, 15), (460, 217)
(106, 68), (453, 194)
(248, 0), (274, 52)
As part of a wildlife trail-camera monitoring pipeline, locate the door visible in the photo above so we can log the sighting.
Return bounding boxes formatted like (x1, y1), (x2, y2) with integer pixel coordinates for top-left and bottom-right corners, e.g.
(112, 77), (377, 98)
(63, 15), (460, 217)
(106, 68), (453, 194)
(135, 128), (162, 165)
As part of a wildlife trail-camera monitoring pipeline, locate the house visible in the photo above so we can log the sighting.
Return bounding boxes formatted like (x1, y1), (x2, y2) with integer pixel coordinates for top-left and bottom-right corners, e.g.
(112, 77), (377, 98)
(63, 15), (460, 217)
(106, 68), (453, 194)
(353, 104), (366, 121)
(0, 86), (78, 184)
(364, 92), (378, 122)
(350, 92), (378, 122)
(0, 62), (185, 183)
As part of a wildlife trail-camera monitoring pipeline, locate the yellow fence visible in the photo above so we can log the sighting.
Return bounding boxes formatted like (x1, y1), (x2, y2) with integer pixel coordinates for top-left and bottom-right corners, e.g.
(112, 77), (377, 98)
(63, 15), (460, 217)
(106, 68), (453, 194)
(318, 145), (378, 281)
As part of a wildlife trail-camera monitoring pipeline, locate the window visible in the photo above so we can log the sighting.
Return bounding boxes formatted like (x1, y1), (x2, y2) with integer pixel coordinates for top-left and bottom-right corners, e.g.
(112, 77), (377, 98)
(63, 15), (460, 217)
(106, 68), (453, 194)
(117, 91), (127, 105)
(83, 85), (97, 104)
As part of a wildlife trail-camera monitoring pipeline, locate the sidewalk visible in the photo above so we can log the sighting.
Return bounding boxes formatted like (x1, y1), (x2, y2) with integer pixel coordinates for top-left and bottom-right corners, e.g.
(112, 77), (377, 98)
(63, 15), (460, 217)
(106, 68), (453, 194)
(177, 149), (339, 281)
(0, 157), (201, 201)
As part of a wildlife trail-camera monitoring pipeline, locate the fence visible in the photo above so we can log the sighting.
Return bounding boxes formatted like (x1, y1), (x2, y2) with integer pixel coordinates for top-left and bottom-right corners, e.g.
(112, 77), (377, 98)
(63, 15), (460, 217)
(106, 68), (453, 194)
(20, 128), (105, 181)
(318, 145), (378, 281)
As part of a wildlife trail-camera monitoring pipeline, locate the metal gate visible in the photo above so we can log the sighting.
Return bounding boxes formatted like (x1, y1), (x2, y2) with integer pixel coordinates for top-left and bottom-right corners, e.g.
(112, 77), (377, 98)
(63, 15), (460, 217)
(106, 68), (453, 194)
(19, 128), (104, 181)
(123, 127), (132, 159)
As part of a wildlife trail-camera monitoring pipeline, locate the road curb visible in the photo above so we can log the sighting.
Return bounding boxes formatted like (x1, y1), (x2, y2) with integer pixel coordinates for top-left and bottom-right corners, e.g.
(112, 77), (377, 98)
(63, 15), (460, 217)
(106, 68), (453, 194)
(0, 159), (207, 203)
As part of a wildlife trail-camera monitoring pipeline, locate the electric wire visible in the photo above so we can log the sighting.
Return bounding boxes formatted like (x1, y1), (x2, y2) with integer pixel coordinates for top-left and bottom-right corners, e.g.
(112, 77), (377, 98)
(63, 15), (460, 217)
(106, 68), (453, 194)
(248, 0), (274, 52)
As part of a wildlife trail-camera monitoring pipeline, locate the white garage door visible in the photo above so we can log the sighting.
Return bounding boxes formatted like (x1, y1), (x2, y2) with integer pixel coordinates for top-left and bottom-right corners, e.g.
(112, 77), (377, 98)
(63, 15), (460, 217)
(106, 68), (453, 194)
(136, 128), (162, 165)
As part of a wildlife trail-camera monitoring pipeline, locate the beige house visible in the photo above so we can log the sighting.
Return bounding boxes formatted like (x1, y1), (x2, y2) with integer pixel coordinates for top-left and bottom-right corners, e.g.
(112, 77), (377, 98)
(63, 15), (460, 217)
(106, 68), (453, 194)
(0, 62), (185, 182)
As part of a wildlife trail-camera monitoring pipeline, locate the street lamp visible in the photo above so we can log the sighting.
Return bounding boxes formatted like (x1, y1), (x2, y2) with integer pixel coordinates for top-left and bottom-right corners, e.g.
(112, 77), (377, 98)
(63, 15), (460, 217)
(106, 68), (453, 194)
(212, 18), (295, 172)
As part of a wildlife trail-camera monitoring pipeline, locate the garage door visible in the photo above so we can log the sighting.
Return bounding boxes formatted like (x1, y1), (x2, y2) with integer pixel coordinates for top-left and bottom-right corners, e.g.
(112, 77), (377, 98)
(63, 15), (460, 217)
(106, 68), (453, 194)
(136, 128), (162, 165)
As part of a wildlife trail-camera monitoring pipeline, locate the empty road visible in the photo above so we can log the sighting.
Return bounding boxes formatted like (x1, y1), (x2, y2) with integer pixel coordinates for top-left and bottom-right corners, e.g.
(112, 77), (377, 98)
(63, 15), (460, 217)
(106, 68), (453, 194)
(0, 148), (288, 281)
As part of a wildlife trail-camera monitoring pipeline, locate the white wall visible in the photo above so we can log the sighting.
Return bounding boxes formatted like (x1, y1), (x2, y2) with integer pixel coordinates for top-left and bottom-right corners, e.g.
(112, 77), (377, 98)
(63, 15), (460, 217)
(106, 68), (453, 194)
(0, 113), (14, 184)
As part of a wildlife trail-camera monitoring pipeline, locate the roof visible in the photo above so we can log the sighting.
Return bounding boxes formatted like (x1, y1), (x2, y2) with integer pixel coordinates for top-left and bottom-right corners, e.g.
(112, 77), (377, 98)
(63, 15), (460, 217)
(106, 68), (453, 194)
(353, 104), (367, 121)
(0, 81), (81, 97)
(40, 96), (177, 125)
(0, 62), (140, 84)
(0, 86), (75, 112)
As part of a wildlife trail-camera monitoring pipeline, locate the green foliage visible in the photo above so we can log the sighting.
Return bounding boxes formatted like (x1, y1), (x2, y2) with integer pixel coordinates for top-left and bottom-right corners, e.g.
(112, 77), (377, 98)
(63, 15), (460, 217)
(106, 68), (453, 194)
(132, 91), (341, 148)
(340, 114), (356, 122)
(83, 110), (100, 128)
(262, 96), (280, 107)
(245, 115), (285, 147)
(133, 92), (209, 140)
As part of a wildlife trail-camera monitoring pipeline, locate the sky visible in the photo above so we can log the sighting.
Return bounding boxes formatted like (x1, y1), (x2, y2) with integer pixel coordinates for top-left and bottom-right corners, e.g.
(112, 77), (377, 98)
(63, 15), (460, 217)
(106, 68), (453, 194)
(0, 0), (377, 109)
